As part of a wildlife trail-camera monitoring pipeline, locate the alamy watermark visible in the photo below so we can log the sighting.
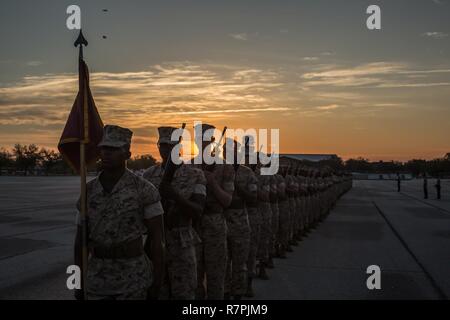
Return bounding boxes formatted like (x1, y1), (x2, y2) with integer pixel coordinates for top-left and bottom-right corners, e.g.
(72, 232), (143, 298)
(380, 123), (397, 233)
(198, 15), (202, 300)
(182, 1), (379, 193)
(366, 5), (381, 30)
(66, 5), (81, 30)
(169, 121), (280, 175)
(366, 265), (381, 290)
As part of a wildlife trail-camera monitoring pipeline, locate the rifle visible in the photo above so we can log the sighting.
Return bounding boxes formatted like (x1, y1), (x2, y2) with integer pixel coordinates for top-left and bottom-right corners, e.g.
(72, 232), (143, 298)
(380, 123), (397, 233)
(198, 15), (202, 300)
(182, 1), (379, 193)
(161, 123), (186, 184)
(159, 123), (186, 215)
(205, 126), (227, 172)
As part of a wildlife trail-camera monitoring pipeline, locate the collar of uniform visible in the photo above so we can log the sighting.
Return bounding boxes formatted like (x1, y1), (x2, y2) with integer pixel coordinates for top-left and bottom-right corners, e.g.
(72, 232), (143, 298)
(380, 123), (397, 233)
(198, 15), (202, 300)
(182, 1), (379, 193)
(95, 168), (135, 195)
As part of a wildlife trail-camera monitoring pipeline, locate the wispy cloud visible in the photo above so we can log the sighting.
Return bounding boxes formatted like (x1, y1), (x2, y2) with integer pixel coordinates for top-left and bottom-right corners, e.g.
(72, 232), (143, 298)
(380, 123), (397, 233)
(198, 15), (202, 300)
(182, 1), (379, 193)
(229, 33), (248, 41)
(373, 103), (405, 108)
(164, 107), (291, 115)
(0, 62), (287, 152)
(1, 59), (449, 158)
(316, 104), (339, 110)
(421, 31), (448, 39)
(302, 62), (450, 88)
(26, 61), (44, 67)
(302, 57), (319, 62)
(376, 82), (450, 88)
(303, 62), (405, 80)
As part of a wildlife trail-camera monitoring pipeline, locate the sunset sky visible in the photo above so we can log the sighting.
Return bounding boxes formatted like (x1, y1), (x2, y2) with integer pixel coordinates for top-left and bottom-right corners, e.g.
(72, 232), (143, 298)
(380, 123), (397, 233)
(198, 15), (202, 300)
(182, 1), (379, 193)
(1, 0), (449, 161)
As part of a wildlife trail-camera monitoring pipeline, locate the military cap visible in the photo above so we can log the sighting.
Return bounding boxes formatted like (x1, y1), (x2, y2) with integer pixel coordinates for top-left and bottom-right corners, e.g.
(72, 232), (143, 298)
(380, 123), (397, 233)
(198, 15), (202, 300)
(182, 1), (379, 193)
(194, 123), (216, 141)
(98, 125), (133, 148)
(194, 123), (215, 133)
(157, 126), (178, 145)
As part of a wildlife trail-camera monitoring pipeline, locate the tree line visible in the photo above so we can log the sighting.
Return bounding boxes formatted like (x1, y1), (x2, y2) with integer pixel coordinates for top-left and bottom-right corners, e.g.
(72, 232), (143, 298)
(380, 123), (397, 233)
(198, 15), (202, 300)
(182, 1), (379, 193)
(343, 154), (450, 177)
(1, 144), (448, 177)
(287, 154), (450, 178)
(0, 144), (157, 176)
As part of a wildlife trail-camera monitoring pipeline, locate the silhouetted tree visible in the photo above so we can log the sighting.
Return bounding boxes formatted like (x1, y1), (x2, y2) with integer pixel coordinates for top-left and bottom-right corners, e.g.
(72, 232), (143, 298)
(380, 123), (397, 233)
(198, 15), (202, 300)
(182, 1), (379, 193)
(127, 154), (157, 171)
(0, 148), (13, 175)
(344, 157), (372, 172)
(12, 144), (42, 175)
(373, 160), (403, 173)
(39, 148), (61, 175)
(404, 159), (427, 177)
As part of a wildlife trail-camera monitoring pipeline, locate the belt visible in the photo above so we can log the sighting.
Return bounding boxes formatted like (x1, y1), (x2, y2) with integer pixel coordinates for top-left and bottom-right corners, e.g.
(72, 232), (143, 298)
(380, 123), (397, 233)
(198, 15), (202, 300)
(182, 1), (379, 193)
(91, 238), (144, 259)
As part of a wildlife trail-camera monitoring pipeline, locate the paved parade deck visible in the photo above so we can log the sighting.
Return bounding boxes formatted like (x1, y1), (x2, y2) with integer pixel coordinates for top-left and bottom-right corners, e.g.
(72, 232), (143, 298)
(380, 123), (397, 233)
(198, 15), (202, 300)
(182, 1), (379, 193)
(0, 177), (449, 299)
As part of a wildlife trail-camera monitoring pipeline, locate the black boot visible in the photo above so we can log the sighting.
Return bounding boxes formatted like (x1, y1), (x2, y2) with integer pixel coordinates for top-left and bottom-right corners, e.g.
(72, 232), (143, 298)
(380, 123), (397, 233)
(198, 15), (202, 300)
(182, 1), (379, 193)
(258, 263), (269, 280)
(267, 256), (275, 269)
(244, 277), (255, 298)
(274, 245), (281, 258)
(279, 246), (287, 259)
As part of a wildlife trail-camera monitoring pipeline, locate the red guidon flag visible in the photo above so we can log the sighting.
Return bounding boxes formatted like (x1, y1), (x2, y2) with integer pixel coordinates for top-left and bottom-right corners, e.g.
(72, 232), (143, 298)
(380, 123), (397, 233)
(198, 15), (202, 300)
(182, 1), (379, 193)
(58, 58), (104, 173)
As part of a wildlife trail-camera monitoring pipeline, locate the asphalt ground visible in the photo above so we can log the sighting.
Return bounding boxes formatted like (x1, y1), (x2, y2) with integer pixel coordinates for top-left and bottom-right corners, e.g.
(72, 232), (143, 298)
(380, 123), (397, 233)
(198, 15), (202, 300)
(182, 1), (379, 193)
(0, 177), (448, 299)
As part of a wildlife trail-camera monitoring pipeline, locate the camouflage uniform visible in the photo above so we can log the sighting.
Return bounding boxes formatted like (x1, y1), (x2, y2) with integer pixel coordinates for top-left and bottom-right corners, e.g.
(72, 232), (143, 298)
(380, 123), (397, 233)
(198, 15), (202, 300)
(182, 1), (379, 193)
(256, 169), (272, 265)
(193, 124), (236, 300)
(246, 169), (260, 281)
(296, 173), (307, 235)
(143, 162), (206, 300)
(276, 173), (289, 255)
(269, 174), (279, 257)
(307, 173), (317, 227)
(306, 173), (315, 229)
(287, 172), (299, 241)
(195, 160), (235, 300)
(224, 165), (255, 296)
(77, 168), (163, 300)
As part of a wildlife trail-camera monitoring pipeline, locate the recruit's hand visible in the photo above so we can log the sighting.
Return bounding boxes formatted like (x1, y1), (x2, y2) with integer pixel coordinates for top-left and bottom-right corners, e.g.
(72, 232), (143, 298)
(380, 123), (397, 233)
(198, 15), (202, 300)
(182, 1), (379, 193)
(159, 181), (177, 200)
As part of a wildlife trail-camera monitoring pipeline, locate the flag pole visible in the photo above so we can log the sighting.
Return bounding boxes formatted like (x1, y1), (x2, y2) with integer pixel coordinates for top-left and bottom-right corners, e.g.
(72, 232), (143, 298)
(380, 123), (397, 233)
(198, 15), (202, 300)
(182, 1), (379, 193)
(74, 29), (89, 300)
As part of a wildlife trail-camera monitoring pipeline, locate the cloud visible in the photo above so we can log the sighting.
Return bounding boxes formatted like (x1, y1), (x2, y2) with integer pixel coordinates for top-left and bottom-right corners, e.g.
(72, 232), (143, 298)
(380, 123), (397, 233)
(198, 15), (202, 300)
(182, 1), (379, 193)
(421, 32), (448, 39)
(0, 61), (288, 153)
(2, 59), (449, 157)
(303, 62), (406, 80)
(376, 82), (450, 88)
(26, 61), (44, 67)
(301, 62), (450, 88)
(302, 57), (319, 62)
(163, 107), (291, 115)
(229, 33), (248, 41)
(312, 92), (363, 101)
(316, 104), (339, 110)
(372, 103), (405, 108)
